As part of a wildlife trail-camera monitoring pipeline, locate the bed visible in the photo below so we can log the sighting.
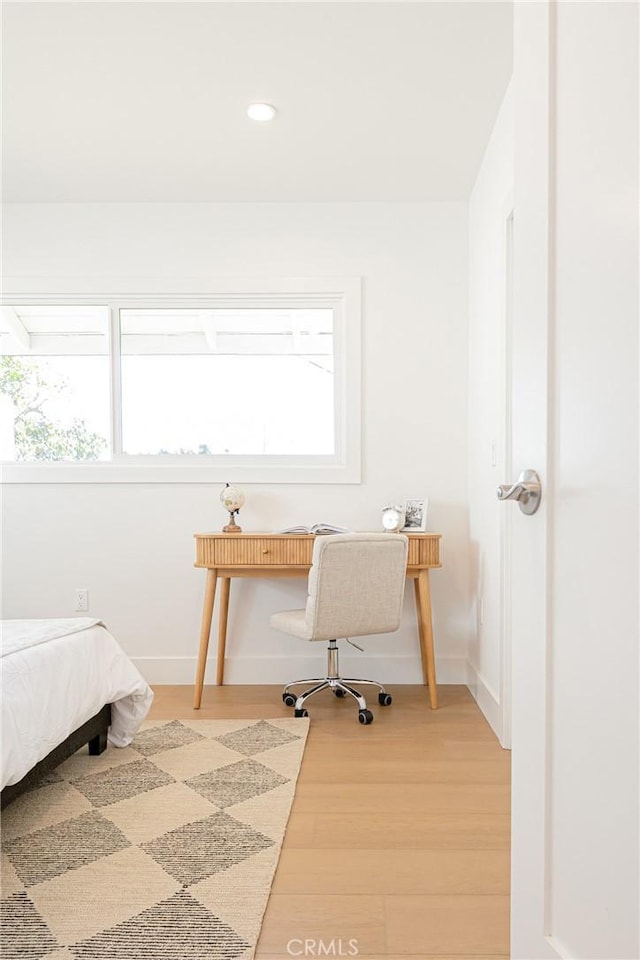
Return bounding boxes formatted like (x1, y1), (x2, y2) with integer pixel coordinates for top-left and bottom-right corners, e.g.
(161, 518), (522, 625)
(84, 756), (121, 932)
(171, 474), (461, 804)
(1, 618), (154, 804)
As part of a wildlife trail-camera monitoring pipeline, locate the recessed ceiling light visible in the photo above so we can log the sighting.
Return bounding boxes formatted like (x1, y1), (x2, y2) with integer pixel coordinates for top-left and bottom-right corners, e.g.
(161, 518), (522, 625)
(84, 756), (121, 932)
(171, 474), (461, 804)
(247, 103), (277, 122)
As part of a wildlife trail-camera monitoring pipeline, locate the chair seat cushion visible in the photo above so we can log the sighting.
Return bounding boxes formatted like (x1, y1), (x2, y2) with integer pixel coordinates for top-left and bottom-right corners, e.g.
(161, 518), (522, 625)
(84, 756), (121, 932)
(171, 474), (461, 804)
(269, 609), (313, 641)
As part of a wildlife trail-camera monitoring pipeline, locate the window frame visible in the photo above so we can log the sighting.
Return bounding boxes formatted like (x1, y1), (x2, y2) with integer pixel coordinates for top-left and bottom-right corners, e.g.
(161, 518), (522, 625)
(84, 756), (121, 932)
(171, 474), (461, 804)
(0, 278), (362, 484)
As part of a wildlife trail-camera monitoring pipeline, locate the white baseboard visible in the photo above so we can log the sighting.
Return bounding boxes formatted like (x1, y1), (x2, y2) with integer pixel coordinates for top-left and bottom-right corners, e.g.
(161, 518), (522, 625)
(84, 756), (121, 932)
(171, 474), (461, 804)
(466, 659), (504, 743)
(132, 654), (469, 686)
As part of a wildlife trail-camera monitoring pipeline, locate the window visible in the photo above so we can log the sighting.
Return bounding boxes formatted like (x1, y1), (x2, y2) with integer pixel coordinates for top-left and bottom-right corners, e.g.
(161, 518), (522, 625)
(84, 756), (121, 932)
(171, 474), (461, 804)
(0, 306), (110, 462)
(119, 308), (334, 456)
(0, 282), (361, 482)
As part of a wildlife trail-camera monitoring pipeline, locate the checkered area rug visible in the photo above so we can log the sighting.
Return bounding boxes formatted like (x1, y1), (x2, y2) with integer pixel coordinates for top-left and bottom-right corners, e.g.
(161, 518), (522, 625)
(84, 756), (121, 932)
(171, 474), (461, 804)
(1, 718), (309, 960)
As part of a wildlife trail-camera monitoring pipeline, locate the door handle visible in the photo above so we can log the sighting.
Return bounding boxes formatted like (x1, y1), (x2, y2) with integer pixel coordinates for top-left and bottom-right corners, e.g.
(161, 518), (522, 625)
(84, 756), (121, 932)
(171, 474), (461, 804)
(497, 469), (542, 515)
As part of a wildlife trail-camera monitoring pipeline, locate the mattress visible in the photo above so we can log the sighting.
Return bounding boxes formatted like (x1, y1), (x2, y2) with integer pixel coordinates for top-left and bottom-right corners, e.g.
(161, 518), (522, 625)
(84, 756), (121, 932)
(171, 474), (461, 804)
(1, 618), (154, 789)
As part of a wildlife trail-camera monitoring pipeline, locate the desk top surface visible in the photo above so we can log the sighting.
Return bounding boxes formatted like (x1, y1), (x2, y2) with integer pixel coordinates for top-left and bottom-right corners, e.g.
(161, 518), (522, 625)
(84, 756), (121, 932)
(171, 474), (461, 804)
(194, 531), (442, 539)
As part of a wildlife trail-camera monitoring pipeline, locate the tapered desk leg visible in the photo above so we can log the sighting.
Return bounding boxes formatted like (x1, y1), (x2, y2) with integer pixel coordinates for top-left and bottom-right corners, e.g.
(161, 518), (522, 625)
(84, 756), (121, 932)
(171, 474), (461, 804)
(413, 578), (430, 687)
(193, 569), (218, 709)
(216, 577), (231, 686)
(416, 569), (438, 709)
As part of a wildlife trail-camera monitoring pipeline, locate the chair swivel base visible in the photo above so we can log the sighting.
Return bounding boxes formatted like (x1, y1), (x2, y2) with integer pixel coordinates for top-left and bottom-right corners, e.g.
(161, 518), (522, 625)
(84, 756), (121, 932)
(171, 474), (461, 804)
(282, 677), (392, 724)
(282, 673), (392, 725)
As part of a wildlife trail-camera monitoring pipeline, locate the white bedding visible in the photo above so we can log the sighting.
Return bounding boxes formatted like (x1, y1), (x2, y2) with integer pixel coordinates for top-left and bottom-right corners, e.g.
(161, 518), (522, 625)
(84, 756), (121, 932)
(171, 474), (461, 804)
(1, 619), (154, 789)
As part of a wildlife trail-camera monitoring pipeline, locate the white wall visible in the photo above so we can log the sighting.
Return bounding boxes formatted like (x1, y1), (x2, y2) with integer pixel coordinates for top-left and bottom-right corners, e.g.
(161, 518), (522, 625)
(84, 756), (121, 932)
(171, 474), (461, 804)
(466, 85), (514, 739)
(2, 202), (471, 686)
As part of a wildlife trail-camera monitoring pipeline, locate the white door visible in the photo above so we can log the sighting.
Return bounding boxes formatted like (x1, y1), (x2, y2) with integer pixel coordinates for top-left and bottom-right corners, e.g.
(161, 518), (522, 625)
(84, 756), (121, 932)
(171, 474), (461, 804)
(510, 3), (639, 959)
(499, 204), (514, 751)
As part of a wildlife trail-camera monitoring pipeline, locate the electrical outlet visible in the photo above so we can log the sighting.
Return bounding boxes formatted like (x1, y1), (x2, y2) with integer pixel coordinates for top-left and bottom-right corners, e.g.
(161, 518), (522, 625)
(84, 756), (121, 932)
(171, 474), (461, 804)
(75, 588), (89, 612)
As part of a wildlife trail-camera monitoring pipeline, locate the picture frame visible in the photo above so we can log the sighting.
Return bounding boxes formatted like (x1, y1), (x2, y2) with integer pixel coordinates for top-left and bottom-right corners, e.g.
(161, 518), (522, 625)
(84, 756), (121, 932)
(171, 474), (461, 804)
(402, 498), (428, 532)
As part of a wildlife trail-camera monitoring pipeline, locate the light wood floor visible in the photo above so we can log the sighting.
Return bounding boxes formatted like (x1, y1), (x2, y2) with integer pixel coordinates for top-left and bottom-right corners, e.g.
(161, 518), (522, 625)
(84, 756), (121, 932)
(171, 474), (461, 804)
(150, 684), (511, 960)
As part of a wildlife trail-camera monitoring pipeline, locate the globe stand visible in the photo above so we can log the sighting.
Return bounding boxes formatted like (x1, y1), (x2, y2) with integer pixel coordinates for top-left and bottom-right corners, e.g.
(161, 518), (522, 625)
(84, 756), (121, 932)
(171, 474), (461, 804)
(223, 509), (242, 533)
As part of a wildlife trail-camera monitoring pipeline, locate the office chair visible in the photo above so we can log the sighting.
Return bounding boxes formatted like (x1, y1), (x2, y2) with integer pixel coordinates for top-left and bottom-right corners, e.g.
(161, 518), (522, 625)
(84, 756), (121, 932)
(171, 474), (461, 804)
(270, 533), (409, 724)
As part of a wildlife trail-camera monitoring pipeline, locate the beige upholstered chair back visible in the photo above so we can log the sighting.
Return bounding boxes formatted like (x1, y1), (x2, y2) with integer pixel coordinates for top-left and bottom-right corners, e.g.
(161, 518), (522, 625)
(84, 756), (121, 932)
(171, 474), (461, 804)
(304, 534), (409, 642)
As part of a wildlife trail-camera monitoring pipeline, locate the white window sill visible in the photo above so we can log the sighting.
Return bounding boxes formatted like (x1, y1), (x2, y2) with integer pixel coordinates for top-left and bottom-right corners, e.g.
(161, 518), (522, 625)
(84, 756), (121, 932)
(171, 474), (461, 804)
(0, 458), (361, 484)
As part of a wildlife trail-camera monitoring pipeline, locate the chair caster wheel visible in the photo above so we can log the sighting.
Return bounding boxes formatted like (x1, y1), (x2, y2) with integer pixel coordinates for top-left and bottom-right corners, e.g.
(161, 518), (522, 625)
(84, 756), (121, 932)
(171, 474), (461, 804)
(378, 693), (392, 706)
(282, 693), (296, 707)
(294, 708), (309, 718)
(358, 709), (373, 725)
(333, 688), (346, 698)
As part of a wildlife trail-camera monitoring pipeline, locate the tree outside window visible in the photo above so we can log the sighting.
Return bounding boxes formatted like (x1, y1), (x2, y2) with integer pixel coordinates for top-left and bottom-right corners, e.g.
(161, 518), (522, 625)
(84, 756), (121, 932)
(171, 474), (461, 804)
(0, 355), (107, 461)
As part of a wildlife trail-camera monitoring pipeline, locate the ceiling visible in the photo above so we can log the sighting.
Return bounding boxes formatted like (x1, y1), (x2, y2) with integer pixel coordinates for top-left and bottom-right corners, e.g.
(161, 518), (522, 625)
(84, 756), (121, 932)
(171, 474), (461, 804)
(2, 1), (512, 202)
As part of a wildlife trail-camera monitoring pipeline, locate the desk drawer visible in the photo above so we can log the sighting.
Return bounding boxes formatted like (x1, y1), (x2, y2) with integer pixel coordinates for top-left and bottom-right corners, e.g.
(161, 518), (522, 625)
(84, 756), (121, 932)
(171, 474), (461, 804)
(407, 536), (440, 567)
(195, 532), (441, 569)
(212, 537), (313, 566)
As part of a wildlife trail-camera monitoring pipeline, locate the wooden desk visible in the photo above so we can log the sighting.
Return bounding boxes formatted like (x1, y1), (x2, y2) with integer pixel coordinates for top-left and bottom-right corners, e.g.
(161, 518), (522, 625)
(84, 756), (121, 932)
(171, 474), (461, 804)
(193, 531), (442, 710)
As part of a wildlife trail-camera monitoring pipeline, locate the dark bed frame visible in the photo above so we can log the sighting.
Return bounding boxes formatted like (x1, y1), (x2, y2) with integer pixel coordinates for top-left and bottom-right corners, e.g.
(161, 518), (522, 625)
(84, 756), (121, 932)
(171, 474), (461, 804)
(1, 703), (112, 808)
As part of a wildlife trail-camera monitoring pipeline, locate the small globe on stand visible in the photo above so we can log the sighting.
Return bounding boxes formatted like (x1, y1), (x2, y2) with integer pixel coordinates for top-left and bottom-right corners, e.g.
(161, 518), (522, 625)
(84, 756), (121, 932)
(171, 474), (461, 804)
(220, 483), (245, 533)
